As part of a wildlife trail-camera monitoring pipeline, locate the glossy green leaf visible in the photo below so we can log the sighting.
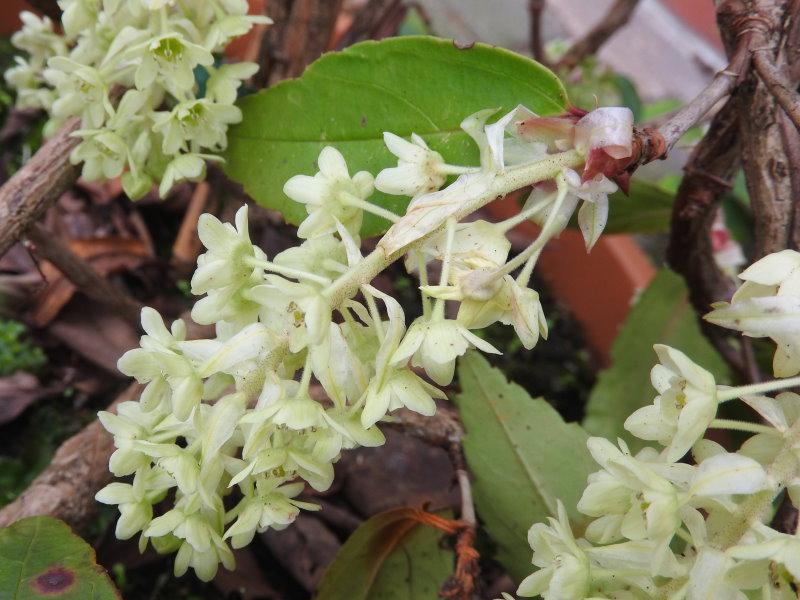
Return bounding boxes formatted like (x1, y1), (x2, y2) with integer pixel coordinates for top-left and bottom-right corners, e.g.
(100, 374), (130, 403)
(604, 180), (674, 234)
(315, 508), (453, 600)
(563, 179), (674, 234)
(582, 269), (732, 448)
(455, 353), (595, 582)
(0, 516), (120, 599)
(224, 35), (568, 237)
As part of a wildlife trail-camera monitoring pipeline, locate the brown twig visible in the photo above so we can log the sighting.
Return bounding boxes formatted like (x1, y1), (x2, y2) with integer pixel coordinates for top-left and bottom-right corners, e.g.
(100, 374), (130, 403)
(23, 0), (61, 21)
(386, 408), (479, 599)
(666, 102), (746, 377)
(255, 0), (344, 87)
(0, 383), (142, 533)
(659, 43), (752, 154)
(336, 0), (408, 49)
(171, 181), (210, 268)
(0, 117), (81, 259)
(621, 40), (752, 173)
(25, 223), (144, 325)
(439, 441), (479, 600)
(733, 0), (799, 258)
(556, 0), (641, 70)
(529, 0), (547, 64)
(753, 48), (800, 130)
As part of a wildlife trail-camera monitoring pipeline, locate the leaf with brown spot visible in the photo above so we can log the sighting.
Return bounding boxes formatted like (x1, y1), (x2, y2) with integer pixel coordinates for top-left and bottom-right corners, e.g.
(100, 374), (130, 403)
(0, 516), (121, 599)
(315, 508), (454, 600)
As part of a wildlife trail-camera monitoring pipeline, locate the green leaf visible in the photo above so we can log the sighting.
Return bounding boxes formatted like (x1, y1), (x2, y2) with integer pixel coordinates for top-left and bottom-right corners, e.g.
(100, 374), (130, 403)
(603, 180), (674, 234)
(583, 269), (732, 447)
(0, 516), (120, 599)
(315, 508), (453, 600)
(224, 35), (568, 237)
(455, 352), (595, 583)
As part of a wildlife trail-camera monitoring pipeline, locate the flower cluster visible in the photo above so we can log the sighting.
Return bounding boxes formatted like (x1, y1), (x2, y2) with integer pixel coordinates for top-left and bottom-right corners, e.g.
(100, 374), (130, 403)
(706, 250), (800, 377)
(98, 103), (634, 580)
(6, 1), (270, 198)
(515, 251), (800, 599)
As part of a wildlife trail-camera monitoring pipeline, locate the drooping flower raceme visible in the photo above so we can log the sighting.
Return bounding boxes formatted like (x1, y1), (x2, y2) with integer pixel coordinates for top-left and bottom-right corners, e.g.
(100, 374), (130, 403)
(100, 103), (637, 580)
(514, 285), (800, 599)
(6, 2), (270, 199)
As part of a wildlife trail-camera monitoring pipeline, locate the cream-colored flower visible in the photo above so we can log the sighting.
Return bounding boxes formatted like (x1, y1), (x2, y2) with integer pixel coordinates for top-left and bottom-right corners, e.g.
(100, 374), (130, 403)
(284, 146), (374, 238)
(391, 315), (500, 386)
(624, 345), (718, 462)
(375, 132), (447, 198)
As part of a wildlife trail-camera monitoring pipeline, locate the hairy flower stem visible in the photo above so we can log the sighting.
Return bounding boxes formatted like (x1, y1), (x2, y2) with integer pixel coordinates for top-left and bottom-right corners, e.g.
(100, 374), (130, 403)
(717, 375), (800, 402)
(323, 149), (584, 306)
(708, 418), (780, 435)
(712, 419), (800, 550)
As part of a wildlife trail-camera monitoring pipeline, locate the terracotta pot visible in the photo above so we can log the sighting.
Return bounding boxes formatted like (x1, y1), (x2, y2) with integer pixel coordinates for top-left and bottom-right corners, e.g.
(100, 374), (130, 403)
(0, 0), (26, 34)
(488, 195), (655, 366)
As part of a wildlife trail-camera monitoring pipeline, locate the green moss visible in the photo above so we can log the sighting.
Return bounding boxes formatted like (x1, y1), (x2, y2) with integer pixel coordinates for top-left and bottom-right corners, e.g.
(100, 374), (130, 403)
(0, 320), (46, 377)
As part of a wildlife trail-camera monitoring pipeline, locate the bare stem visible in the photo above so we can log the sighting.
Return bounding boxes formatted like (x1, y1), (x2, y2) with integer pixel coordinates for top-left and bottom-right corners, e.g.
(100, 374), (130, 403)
(753, 48), (800, 132)
(0, 117), (81, 259)
(25, 223), (144, 325)
(556, 0), (641, 70)
(659, 43), (752, 153)
(529, 0), (547, 64)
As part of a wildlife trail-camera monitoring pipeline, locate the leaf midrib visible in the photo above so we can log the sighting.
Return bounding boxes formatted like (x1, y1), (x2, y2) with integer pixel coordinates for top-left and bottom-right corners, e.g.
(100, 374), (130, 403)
(462, 355), (558, 518)
(227, 126), (466, 144)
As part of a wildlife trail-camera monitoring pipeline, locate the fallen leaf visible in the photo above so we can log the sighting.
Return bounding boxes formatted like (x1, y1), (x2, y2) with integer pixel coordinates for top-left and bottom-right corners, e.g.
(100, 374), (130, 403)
(31, 237), (148, 327)
(0, 371), (53, 425)
(0, 516), (121, 599)
(48, 300), (139, 373)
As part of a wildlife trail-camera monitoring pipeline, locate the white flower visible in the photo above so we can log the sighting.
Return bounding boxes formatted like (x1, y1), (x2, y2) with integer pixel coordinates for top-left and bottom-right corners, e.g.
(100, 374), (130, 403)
(192, 206), (261, 296)
(11, 12), (66, 59)
(46, 57), (110, 128)
(456, 276), (548, 350)
(624, 345), (718, 462)
(173, 532), (235, 582)
(153, 99), (242, 155)
(246, 276), (332, 351)
(579, 438), (687, 553)
(284, 146), (374, 238)
(206, 62), (259, 104)
(135, 33), (214, 94)
(574, 107), (634, 160)
(205, 14), (272, 52)
(563, 168), (617, 251)
(117, 307), (204, 420)
(70, 129), (129, 181)
(484, 104), (547, 171)
(224, 481), (318, 548)
(141, 0), (176, 9)
(705, 250), (800, 377)
(375, 132), (447, 198)
(739, 392), (800, 467)
(96, 467), (172, 539)
(415, 219), (511, 279)
(518, 502), (591, 599)
(686, 547), (743, 600)
(391, 315), (500, 386)
(361, 287), (445, 427)
(160, 154), (222, 199)
(688, 452), (769, 498)
(728, 522), (800, 583)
